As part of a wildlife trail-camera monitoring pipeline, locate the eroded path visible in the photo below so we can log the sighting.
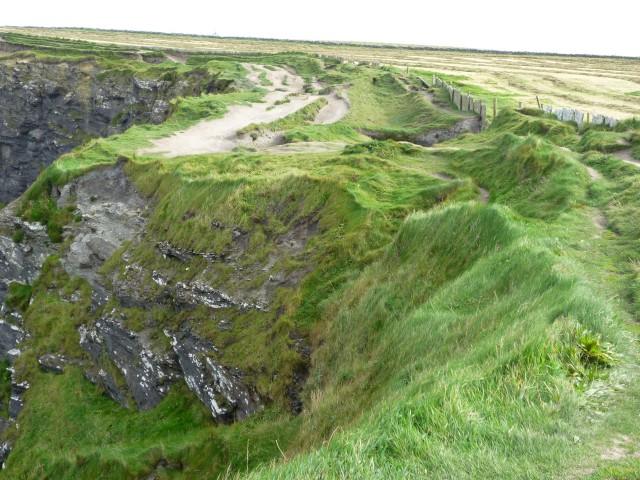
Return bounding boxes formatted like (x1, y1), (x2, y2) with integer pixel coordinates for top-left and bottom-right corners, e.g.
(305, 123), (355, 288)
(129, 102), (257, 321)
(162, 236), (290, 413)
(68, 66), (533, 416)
(614, 148), (640, 168)
(141, 65), (349, 158)
(315, 90), (350, 125)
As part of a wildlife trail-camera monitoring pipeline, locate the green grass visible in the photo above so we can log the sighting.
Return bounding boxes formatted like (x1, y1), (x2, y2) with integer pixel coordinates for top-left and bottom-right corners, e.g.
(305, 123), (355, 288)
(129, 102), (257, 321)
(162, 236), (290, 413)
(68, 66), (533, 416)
(580, 151), (640, 318)
(3, 48), (640, 480)
(239, 97), (328, 138)
(0, 360), (11, 419)
(342, 68), (462, 138)
(4, 369), (300, 479)
(258, 71), (272, 87)
(411, 68), (517, 117)
(579, 129), (631, 153)
(265, 65), (467, 146)
(4, 282), (33, 313)
(243, 201), (621, 479)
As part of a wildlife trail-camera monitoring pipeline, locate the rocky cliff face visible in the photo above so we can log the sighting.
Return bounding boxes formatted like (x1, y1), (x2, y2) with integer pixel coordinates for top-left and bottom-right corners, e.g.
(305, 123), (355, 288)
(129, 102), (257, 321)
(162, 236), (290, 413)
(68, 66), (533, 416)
(0, 163), (275, 464)
(0, 48), (316, 471)
(0, 55), (226, 203)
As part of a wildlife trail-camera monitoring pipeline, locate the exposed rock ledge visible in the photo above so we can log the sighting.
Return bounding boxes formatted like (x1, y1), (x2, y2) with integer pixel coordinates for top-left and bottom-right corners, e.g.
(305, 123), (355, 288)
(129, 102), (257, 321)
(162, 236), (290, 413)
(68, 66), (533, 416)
(79, 314), (261, 422)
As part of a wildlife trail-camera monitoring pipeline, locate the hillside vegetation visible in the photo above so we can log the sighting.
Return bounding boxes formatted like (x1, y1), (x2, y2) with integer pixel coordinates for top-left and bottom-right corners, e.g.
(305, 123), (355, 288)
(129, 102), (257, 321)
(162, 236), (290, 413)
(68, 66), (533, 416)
(0, 33), (639, 480)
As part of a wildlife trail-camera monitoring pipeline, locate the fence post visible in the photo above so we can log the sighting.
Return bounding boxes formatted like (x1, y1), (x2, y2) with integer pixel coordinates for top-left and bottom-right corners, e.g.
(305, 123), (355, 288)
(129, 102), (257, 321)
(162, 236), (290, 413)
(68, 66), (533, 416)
(493, 98), (497, 119)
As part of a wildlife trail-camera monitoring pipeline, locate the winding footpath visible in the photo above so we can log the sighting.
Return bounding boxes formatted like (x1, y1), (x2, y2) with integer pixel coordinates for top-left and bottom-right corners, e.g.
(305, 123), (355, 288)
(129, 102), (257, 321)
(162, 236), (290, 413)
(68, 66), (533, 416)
(614, 148), (640, 168)
(141, 65), (349, 158)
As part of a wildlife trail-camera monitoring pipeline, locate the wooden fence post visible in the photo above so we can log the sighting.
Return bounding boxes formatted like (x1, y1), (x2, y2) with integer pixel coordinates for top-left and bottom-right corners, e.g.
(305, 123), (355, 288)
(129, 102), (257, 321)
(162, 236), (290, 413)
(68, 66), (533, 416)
(536, 96), (542, 110)
(493, 98), (497, 119)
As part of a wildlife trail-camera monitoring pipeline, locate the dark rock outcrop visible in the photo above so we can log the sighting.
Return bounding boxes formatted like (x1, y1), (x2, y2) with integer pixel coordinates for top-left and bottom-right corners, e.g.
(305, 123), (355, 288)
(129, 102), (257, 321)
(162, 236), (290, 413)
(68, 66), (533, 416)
(166, 330), (261, 422)
(79, 314), (262, 422)
(38, 353), (67, 374)
(0, 56), (228, 203)
(0, 319), (24, 360)
(0, 441), (11, 468)
(174, 281), (266, 311)
(0, 206), (52, 305)
(8, 380), (29, 419)
(0, 319), (29, 425)
(59, 162), (148, 306)
(156, 241), (224, 263)
(79, 315), (179, 410)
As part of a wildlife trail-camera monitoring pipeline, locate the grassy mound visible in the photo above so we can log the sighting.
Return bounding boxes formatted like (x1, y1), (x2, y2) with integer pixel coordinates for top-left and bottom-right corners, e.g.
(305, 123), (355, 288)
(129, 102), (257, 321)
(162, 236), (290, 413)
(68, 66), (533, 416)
(452, 131), (588, 219)
(245, 203), (618, 479)
(579, 129), (631, 153)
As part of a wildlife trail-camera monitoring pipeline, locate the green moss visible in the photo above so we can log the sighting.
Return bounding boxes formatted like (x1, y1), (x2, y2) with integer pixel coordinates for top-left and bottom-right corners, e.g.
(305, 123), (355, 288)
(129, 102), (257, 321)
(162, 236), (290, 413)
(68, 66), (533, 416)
(15, 256), (93, 366)
(20, 192), (75, 243)
(11, 228), (25, 244)
(0, 360), (11, 418)
(5, 283), (33, 313)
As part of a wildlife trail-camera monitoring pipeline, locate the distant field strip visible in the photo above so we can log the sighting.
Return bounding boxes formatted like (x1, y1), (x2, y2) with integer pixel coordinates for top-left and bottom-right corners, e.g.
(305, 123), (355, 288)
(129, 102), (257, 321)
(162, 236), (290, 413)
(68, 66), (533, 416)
(2, 27), (640, 119)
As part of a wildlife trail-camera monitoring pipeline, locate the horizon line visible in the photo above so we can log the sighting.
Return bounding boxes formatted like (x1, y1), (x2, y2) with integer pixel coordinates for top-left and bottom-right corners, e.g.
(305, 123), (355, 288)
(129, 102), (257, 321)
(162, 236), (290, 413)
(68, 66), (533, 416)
(2, 25), (639, 60)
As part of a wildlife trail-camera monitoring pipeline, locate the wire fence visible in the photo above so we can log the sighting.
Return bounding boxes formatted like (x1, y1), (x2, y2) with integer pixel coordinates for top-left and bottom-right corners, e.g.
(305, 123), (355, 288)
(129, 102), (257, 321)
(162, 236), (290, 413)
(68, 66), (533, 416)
(428, 75), (622, 129)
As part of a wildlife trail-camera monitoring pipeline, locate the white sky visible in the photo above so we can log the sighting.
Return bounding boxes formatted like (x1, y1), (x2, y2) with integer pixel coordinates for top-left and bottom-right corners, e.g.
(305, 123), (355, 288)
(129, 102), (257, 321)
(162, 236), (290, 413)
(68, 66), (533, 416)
(2, 0), (639, 57)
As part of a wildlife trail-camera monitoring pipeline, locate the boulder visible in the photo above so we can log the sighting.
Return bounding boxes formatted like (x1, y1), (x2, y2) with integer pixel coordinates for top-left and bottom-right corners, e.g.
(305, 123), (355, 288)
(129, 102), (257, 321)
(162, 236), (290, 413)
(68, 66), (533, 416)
(38, 354), (67, 374)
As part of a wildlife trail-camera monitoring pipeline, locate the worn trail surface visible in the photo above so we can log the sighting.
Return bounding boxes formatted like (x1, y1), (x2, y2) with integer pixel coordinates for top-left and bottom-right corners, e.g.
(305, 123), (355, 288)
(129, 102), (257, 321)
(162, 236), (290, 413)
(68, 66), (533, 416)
(614, 148), (640, 168)
(315, 90), (350, 125)
(141, 65), (348, 158)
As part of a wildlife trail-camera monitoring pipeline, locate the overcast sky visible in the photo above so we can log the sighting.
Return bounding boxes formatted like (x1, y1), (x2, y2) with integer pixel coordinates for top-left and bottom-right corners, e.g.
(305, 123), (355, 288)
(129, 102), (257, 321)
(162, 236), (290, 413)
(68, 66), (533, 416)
(3, 0), (638, 57)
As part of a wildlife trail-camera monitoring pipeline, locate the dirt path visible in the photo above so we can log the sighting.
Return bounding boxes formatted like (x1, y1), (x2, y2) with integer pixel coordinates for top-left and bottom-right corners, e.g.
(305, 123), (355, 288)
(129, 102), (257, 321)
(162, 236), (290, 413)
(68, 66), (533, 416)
(586, 166), (602, 180)
(614, 148), (640, 168)
(415, 116), (481, 147)
(263, 141), (346, 154)
(582, 165), (608, 231)
(431, 172), (454, 181)
(431, 172), (489, 203)
(409, 87), (482, 146)
(164, 52), (187, 64)
(141, 65), (343, 158)
(315, 91), (350, 125)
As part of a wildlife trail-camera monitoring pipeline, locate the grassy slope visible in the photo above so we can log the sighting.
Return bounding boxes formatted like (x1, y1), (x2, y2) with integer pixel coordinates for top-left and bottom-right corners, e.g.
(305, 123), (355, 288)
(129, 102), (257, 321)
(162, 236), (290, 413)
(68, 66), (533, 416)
(1, 40), (640, 479)
(242, 111), (637, 479)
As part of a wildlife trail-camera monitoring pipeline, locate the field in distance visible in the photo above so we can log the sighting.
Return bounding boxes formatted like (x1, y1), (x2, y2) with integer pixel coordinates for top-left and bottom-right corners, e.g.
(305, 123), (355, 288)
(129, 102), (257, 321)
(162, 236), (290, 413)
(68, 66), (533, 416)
(2, 26), (640, 120)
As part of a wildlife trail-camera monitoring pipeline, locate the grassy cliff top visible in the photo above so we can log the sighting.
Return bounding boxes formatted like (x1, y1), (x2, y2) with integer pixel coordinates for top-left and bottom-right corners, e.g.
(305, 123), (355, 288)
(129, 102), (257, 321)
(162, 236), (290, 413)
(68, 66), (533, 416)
(2, 41), (640, 479)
